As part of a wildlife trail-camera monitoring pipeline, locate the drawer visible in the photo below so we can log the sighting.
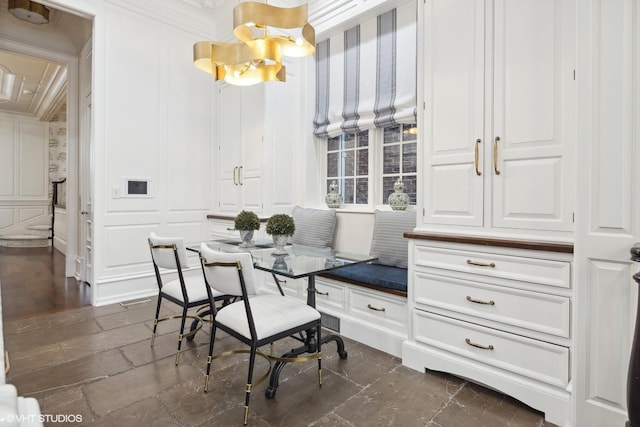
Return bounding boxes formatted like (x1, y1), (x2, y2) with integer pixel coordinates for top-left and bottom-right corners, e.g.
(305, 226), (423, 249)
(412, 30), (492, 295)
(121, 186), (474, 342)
(414, 246), (570, 289)
(349, 288), (407, 330)
(208, 219), (236, 240)
(414, 272), (570, 338)
(314, 279), (346, 310)
(259, 272), (303, 299)
(413, 311), (569, 388)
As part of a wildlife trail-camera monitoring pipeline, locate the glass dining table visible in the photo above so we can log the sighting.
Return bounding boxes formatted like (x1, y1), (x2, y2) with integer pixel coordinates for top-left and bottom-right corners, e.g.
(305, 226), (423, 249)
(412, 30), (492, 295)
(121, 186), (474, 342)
(189, 239), (377, 398)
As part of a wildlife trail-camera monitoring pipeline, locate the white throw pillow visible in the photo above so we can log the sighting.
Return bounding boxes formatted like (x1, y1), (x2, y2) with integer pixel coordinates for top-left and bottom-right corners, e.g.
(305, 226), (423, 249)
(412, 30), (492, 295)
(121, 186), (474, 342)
(369, 210), (416, 268)
(290, 206), (337, 249)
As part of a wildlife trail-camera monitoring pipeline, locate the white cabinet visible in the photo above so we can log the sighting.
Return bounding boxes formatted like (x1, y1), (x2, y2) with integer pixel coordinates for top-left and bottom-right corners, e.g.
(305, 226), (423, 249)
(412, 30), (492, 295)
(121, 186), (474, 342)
(403, 236), (573, 426)
(421, 0), (575, 235)
(217, 84), (265, 214)
(314, 276), (407, 357)
(214, 60), (303, 217)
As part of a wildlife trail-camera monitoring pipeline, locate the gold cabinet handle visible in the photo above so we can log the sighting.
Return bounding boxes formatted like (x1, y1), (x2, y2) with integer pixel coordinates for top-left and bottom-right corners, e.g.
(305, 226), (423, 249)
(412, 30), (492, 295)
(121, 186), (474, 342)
(367, 304), (386, 312)
(315, 290), (329, 296)
(465, 338), (494, 350)
(233, 166), (238, 185)
(466, 259), (496, 268)
(493, 136), (501, 175)
(474, 139), (482, 176)
(238, 166), (243, 185)
(466, 296), (495, 305)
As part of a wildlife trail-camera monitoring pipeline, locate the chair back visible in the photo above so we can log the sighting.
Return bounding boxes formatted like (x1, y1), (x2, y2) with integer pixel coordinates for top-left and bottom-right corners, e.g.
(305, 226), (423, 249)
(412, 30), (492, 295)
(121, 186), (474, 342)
(199, 243), (258, 297)
(148, 232), (189, 270)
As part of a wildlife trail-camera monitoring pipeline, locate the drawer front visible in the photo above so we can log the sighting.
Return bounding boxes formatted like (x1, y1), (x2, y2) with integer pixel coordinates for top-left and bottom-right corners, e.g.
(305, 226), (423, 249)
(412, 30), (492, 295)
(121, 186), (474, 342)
(208, 219), (236, 240)
(314, 279), (346, 310)
(414, 272), (570, 338)
(349, 288), (407, 330)
(413, 311), (569, 387)
(260, 272), (303, 299)
(414, 246), (571, 289)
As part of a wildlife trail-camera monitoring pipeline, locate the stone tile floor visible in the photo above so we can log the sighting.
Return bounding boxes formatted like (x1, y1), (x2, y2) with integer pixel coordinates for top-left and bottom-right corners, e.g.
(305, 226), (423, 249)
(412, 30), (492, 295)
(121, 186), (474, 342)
(3, 298), (556, 426)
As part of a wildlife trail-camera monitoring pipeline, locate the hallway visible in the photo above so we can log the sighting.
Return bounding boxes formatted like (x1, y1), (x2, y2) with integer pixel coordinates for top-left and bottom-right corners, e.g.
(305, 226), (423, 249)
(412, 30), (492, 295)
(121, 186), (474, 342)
(0, 247), (90, 320)
(0, 247), (554, 426)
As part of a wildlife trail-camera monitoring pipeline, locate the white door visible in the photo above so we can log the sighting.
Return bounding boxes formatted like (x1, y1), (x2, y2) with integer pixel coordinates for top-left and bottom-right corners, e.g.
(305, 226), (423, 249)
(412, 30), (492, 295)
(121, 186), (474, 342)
(78, 90), (92, 285)
(239, 84), (264, 213)
(490, 0), (575, 232)
(217, 84), (243, 212)
(422, 0), (485, 227)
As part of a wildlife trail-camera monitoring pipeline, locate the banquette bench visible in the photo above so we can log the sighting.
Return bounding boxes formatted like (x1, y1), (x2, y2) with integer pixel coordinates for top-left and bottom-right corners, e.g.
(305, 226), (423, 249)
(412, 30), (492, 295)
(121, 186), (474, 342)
(207, 207), (415, 357)
(286, 207), (414, 357)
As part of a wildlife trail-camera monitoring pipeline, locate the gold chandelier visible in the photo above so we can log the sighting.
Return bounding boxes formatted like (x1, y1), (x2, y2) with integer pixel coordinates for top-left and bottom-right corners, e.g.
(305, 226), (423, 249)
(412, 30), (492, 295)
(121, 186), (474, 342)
(194, 2), (315, 86)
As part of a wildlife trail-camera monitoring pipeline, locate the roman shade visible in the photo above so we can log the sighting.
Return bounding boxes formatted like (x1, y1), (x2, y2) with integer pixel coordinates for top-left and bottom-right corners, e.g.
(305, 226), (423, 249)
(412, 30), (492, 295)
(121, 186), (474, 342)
(313, 2), (417, 138)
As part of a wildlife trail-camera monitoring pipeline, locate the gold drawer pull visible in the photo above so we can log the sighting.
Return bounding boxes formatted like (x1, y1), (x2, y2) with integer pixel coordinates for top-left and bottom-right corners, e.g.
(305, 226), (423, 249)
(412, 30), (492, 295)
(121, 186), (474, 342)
(465, 338), (494, 350)
(367, 304), (386, 312)
(315, 290), (328, 296)
(466, 296), (495, 305)
(466, 259), (496, 268)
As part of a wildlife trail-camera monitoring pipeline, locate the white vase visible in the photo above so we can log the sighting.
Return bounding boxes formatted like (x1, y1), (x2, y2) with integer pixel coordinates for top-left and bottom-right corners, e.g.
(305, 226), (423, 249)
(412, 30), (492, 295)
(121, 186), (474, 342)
(238, 230), (254, 248)
(388, 179), (410, 211)
(272, 234), (288, 254)
(325, 181), (343, 208)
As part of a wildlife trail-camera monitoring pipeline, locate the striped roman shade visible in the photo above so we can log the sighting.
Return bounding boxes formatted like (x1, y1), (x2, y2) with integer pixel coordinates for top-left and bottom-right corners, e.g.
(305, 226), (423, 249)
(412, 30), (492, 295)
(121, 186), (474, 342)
(313, 2), (417, 138)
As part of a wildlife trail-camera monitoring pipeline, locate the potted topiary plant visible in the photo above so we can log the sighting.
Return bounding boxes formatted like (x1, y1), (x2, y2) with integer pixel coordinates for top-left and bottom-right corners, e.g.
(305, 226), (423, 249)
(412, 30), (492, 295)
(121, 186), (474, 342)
(234, 210), (260, 248)
(266, 213), (295, 254)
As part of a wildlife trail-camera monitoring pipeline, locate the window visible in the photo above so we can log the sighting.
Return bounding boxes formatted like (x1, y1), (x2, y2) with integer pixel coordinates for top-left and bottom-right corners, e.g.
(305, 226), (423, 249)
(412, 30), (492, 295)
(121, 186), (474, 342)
(326, 123), (417, 207)
(327, 131), (369, 204)
(381, 124), (417, 205)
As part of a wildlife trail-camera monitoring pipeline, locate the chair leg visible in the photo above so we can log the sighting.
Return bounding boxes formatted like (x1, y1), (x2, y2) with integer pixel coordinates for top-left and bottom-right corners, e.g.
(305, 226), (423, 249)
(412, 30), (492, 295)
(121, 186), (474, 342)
(150, 295), (162, 347)
(243, 345), (258, 425)
(175, 306), (188, 365)
(317, 323), (323, 387)
(204, 322), (218, 393)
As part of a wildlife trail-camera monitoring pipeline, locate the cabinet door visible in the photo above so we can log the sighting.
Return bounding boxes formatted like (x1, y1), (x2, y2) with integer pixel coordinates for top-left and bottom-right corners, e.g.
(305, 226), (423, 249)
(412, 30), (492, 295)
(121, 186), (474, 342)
(422, 0), (485, 227)
(491, 0), (575, 231)
(217, 84), (243, 212)
(240, 84), (265, 213)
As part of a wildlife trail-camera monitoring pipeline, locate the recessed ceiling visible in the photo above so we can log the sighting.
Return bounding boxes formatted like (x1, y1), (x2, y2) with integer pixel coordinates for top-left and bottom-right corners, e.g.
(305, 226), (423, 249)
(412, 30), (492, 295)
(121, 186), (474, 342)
(0, 0), (92, 121)
(0, 49), (66, 119)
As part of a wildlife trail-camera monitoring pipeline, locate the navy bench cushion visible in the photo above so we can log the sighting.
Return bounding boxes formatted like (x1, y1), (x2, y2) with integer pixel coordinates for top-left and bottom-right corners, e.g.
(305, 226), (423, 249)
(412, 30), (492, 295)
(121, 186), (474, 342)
(321, 263), (407, 295)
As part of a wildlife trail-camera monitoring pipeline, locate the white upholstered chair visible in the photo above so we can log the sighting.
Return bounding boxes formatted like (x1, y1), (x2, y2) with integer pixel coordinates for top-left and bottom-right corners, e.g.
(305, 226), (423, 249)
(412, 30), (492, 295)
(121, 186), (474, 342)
(199, 243), (322, 425)
(148, 232), (227, 365)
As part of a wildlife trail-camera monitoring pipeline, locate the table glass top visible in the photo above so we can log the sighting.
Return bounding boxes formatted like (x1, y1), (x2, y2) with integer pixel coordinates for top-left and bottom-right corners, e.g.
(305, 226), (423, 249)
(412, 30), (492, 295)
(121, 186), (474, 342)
(192, 240), (376, 279)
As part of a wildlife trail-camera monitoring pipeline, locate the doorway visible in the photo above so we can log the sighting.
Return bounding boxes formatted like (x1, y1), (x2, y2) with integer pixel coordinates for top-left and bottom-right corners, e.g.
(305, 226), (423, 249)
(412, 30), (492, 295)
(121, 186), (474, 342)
(0, 1), (93, 291)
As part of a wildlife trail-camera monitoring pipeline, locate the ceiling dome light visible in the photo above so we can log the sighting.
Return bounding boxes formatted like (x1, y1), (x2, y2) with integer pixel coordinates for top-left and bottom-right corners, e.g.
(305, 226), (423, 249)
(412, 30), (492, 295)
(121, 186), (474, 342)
(8, 0), (50, 25)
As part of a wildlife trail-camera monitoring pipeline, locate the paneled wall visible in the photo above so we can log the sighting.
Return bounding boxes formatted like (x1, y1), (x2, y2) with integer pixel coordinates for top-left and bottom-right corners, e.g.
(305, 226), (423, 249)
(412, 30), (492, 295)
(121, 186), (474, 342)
(89, 1), (217, 304)
(0, 115), (49, 235)
(575, 0), (640, 425)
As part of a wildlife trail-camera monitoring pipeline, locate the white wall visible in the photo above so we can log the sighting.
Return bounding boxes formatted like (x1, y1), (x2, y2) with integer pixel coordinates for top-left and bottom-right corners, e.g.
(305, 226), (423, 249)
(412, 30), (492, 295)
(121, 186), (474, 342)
(574, 1), (640, 425)
(39, 0), (219, 305)
(0, 115), (49, 236)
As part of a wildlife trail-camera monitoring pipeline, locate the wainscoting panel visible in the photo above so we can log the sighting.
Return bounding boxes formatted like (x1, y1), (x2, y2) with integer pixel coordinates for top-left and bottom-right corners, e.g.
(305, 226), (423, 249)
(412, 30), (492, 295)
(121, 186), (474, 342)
(575, 0), (640, 425)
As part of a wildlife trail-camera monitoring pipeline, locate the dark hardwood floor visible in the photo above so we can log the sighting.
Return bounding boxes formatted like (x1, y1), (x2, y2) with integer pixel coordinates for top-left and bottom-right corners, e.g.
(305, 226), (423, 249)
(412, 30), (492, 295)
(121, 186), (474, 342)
(0, 246), (91, 320)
